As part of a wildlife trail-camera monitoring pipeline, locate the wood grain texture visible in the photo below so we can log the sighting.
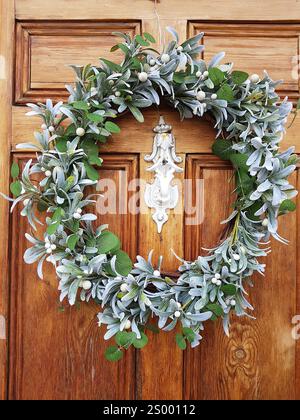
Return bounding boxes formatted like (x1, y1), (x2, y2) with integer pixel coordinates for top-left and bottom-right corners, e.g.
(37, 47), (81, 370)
(15, 21), (140, 103)
(184, 157), (298, 400)
(136, 153), (185, 400)
(16, 0), (300, 21)
(8, 154), (138, 400)
(12, 105), (300, 153)
(0, 0), (14, 401)
(189, 22), (300, 102)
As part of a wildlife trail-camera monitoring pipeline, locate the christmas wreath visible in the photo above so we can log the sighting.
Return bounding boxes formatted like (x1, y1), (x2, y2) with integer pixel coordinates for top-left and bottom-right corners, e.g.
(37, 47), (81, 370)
(4, 28), (298, 361)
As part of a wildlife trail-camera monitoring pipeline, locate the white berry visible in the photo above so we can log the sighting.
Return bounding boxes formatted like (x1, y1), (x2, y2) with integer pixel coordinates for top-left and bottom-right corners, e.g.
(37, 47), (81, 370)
(124, 320), (131, 330)
(45, 170), (52, 177)
(216, 280), (222, 286)
(250, 74), (260, 84)
(230, 299), (236, 307)
(65, 248), (71, 253)
(41, 124), (47, 130)
(45, 242), (51, 249)
(138, 72), (148, 82)
(177, 46), (183, 52)
(149, 59), (156, 66)
(233, 254), (240, 261)
(23, 199), (30, 206)
(76, 127), (85, 137)
(108, 80), (114, 86)
(211, 278), (217, 284)
(211, 94), (218, 100)
(46, 248), (52, 254)
(161, 53), (170, 63)
(196, 91), (206, 101)
(203, 70), (209, 78)
(262, 218), (268, 227)
(215, 273), (221, 279)
(115, 91), (121, 97)
(196, 70), (202, 78)
(153, 270), (161, 277)
(120, 283), (128, 293)
(176, 302), (182, 309)
(73, 212), (81, 220)
(174, 311), (181, 318)
(48, 126), (55, 133)
(76, 208), (82, 214)
(82, 280), (92, 290)
(51, 244), (57, 250)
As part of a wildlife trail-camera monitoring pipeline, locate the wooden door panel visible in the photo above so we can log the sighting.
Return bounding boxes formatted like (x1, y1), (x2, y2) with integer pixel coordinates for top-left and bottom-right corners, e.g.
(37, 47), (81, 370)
(9, 154), (138, 400)
(183, 156), (298, 400)
(0, 0), (299, 401)
(189, 22), (300, 101)
(15, 21), (141, 103)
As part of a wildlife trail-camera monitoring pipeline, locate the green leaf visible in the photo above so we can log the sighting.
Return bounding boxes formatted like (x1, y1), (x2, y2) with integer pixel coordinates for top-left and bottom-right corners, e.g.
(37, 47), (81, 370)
(110, 44), (120, 52)
(135, 34), (150, 47)
(46, 221), (60, 235)
(128, 104), (144, 123)
(10, 181), (22, 197)
(88, 155), (103, 166)
(231, 70), (249, 85)
(212, 139), (232, 160)
(113, 250), (133, 276)
(104, 345), (123, 362)
(182, 327), (196, 343)
(230, 153), (249, 171)
(133, 332), (149, 349)
(97, 231), (120, 253)
(173, 72), (186, 84)
(52, 207), (63, 222)
(67, 234), (79, 251)
(143, 32), (156, 43)
(145, 323), (160, 334)
(217, 84), (235, 102)
(206, 303), (224, 317)
(37, 200), (48, 212)
(72, 101), (89, 111)
(221, 284), (237, 296)
(279, 199), (296, 213)
(55, 136), (68, 152)
(100, 58), (122, 73)
(246, 200), (263, 221)
(175, 334), (187, 350)
(11, 162), (20, 178)
(104, 121), (121, 134)
(208, 67), (225, 86)
(82, 138), (99, 158)
(115, 331), (136, 349)
(236, 170), (255, 196)
(87, 113), (103, 123)
(84, 161), (99, 181)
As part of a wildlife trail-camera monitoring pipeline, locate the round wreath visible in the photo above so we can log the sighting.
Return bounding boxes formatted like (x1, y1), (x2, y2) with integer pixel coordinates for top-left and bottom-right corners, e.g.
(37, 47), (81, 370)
(5, 28), (298, 361)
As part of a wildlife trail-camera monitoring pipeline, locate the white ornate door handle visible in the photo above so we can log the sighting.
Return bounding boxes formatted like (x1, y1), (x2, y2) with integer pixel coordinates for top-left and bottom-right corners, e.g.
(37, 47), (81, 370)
(144, 116), (183, 233)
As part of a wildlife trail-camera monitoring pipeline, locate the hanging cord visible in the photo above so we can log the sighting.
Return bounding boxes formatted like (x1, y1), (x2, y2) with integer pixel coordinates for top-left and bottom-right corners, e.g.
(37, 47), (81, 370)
(154, 0), (165, 52)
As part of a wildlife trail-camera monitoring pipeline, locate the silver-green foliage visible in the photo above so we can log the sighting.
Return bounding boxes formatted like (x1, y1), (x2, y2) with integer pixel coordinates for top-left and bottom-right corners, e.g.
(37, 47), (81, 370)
(3, 28), (298, 361)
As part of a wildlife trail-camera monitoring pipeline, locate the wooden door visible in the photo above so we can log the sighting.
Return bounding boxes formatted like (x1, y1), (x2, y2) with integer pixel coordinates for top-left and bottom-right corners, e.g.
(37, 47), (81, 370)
(1, 0), (300, 400)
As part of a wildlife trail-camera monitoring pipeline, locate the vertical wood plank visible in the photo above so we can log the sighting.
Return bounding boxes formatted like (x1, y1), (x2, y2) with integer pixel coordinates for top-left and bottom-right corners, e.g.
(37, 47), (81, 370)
(8, 154), (138, 400)
(184, 157), (297, 400)
(136, 150), (185, 400)
(0, 0), (14, 401)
